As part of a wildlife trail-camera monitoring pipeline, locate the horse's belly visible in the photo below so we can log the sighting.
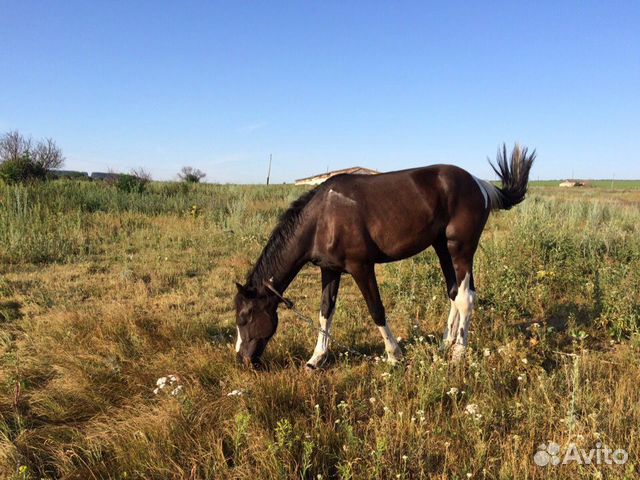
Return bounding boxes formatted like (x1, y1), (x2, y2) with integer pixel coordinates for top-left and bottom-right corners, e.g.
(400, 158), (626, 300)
(372, 225), (439, 261)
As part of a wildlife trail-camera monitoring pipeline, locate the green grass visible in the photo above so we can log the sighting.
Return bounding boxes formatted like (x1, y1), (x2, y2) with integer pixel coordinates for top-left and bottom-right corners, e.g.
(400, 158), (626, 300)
(529, 179), (640, 189)
(1, 180), (639, 479)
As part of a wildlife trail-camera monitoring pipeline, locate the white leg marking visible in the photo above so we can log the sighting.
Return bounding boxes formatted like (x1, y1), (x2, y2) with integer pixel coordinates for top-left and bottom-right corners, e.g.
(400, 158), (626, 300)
(442, 300), (459, 350)
(451, 273), (476, 363)
(235, 327), (243, 353)
(378, 323), (403, 364)
(306, 310), (335, 367)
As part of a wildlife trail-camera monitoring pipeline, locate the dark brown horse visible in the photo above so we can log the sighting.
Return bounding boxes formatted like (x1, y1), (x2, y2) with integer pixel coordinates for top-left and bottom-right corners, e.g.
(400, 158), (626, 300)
(235, 144), (535, 368)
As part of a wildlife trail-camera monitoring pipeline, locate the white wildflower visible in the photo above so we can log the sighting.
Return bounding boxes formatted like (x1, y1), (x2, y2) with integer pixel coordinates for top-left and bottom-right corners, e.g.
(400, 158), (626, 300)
(464, 404), (479, 416)
(227, 389), (244, 397)
(447, 387), (459, 396)
(464, 403), (483, 421)
(154, 374), (182, 395)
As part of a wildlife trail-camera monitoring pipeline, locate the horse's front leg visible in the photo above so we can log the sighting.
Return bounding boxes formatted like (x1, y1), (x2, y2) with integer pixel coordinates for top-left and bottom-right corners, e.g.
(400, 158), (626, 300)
(350, 263), (403, 364)
(306, 268), (341, 369)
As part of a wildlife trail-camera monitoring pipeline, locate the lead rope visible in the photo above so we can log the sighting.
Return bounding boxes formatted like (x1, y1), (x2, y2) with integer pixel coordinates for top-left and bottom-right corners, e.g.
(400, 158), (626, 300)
(262, 281), (371, 362)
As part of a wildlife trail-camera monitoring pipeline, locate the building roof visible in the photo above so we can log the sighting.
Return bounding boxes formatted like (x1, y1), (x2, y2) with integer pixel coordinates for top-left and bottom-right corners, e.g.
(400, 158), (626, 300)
(50, 170), (89, 177)
(295, 166), (379, 184)
(90, 172), (123, 180)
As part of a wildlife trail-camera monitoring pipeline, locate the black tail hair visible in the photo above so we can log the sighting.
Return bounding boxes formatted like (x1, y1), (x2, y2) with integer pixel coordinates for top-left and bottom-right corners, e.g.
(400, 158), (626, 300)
(488, 143), (536, 210)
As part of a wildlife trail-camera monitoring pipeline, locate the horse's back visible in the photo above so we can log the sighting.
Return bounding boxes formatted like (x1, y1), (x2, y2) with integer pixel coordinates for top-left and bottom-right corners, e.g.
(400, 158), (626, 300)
(310, 164), (482, 266)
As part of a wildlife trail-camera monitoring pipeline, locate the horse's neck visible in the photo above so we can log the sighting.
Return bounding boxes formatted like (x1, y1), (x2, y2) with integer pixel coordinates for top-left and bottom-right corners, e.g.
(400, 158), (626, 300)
(248, 227), (310, 294)
(270, 251), (306, 293)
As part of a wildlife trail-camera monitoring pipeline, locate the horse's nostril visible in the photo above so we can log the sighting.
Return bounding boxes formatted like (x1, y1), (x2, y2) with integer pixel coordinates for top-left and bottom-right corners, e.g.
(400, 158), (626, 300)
(251, 357), (265, 370)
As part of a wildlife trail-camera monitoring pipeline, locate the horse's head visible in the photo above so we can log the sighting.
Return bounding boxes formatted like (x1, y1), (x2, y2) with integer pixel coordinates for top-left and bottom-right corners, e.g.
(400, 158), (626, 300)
(234, 282), (279, 366)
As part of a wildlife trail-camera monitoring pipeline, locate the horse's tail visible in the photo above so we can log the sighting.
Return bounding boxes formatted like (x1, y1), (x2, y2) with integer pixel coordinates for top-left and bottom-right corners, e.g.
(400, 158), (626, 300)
(480, 143), (536, 211)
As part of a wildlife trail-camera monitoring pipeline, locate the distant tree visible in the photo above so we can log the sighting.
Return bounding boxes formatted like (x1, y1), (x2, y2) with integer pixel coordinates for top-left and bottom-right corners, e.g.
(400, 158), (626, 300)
(0, 130), (64, 183)
(0, 130), (31, 162)
(178, 166), (206, 183)
(131, 167), (152, 183)
(33, 137), (64, 170)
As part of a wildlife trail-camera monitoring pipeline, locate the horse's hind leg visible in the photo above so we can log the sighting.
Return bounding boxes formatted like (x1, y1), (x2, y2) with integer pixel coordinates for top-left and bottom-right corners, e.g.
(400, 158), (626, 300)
(350, 264), (402, 364)
(434, 238), (459, 351)
(447, 239), (478, 363)
(306, 268), (341, 369)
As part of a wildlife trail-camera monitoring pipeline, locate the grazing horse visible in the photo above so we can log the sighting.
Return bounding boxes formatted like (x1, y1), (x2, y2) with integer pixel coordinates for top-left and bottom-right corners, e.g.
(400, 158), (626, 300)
(235, 144), (535, 368)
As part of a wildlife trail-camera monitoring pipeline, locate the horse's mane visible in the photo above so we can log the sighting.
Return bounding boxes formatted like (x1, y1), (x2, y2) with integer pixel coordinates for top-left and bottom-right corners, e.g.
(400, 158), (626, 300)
(246, 187), (319, 287)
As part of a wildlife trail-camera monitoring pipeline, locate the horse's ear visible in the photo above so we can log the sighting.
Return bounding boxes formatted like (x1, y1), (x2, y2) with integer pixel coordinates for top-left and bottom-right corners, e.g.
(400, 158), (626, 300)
(235, 282), (257, 298)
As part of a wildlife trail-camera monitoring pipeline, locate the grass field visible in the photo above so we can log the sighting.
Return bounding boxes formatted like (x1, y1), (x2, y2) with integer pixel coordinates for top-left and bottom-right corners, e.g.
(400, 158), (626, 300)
(1, 179), (639, 479)
(529, 180), (640, 189)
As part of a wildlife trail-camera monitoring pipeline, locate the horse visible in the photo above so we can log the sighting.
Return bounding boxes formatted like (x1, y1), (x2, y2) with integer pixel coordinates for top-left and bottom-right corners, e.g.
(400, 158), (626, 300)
(235, 144), (535, 368)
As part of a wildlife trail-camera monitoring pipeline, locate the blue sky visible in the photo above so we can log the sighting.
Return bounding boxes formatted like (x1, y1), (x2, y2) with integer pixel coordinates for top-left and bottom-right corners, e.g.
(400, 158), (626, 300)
(1, 1), (638, 183)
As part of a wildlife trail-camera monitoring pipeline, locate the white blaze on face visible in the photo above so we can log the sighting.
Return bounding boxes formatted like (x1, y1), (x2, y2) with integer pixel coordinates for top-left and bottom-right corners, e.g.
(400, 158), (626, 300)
(235, 327), (243, 353)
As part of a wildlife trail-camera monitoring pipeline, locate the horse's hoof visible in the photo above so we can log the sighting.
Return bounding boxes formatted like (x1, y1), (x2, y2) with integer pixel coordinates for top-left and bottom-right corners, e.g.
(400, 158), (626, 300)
(440, 343), (452, 353)
(386, 354), (403, 366)
(305, 363), (318, 372)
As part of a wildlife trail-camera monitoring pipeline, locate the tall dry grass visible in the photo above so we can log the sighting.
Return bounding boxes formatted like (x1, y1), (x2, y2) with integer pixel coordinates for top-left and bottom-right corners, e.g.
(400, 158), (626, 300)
(0, 180), (639, 479)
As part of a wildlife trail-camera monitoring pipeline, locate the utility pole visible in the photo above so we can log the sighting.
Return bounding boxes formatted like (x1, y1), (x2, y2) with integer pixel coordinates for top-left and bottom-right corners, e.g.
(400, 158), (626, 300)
(266, 154), (272, 185)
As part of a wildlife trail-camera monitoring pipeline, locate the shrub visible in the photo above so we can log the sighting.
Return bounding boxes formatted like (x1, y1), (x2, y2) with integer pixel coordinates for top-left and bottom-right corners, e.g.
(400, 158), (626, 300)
(115, 174), (149, 193)
(0, 131), (64, 184)
(0, 154), (47, 184)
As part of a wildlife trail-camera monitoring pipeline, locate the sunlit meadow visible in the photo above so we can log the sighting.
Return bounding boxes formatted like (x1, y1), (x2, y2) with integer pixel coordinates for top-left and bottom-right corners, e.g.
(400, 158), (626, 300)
(1, 180), (639, 479)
